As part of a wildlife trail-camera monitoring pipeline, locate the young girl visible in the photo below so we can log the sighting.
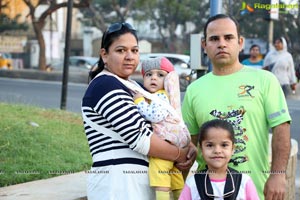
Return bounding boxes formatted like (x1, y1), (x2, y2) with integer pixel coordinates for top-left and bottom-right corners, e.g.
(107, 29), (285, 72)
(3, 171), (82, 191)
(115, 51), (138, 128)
(134, 57), (191, 200)
(179, 119), (259, 200)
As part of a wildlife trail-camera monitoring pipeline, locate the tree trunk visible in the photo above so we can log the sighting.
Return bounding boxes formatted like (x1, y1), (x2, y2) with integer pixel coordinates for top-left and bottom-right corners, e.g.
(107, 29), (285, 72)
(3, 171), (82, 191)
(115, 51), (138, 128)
(33, 21), (47, 71)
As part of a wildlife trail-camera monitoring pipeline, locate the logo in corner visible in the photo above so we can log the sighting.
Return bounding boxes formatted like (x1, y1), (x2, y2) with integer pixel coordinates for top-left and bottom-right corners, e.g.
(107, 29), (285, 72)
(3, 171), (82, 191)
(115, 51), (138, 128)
(240, 2), (255, 15)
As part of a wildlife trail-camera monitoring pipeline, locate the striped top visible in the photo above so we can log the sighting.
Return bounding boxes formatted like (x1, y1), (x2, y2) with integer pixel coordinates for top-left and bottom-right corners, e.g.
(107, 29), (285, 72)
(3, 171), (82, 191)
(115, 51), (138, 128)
(81, 74), (153, 167)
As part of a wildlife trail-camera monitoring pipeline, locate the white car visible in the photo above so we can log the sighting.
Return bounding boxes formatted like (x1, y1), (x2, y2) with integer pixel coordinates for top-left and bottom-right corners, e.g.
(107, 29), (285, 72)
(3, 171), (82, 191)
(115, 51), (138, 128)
(137, 53), (195, 91)
(47, 56), (98, 73)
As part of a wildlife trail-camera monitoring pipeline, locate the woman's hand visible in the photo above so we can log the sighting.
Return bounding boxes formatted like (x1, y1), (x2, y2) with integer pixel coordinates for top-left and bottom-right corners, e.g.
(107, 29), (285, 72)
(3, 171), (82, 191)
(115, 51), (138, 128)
(174, 146), (189, 163)
(175, 142), (198, 171)
(290, 83), (296, 91)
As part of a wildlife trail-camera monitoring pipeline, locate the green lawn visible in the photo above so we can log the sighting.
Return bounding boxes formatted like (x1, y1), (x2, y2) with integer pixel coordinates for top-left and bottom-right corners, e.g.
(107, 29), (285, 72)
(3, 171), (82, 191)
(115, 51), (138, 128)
(0, 103), (92, 187)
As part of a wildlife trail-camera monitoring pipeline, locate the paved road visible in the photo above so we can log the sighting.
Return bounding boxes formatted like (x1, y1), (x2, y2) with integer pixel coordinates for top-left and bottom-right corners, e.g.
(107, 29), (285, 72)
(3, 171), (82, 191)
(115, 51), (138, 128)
(0, 77), (87, 113)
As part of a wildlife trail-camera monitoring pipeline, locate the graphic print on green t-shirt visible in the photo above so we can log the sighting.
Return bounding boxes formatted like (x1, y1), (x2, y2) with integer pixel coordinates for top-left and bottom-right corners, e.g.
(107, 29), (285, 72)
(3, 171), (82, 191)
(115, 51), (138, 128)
(209, 106), (248, 166)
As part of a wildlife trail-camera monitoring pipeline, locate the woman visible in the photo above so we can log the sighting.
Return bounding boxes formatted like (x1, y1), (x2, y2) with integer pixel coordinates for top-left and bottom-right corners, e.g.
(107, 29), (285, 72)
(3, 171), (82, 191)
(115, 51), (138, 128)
(82, 22), (197, 200)
(263, 37), (297, 96)
(241, 44), (264, 69)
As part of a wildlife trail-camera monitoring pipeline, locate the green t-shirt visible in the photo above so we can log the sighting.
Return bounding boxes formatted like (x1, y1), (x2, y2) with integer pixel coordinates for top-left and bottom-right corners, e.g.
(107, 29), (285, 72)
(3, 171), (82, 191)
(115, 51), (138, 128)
(182, 66), (291, 199)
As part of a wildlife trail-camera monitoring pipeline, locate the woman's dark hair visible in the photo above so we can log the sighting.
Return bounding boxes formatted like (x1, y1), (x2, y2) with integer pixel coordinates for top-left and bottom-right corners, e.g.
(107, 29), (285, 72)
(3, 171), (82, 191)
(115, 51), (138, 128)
(250, 44), (260, 51)
(198, 119), (235, 147)
(203, 14), (240, 41)
(89, 22), (138, 80)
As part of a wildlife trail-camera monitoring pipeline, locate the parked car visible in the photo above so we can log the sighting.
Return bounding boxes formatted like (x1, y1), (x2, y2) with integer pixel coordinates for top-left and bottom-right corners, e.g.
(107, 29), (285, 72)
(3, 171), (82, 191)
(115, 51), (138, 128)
(137, 53), (196, 91)
(47, 56), (98, 73)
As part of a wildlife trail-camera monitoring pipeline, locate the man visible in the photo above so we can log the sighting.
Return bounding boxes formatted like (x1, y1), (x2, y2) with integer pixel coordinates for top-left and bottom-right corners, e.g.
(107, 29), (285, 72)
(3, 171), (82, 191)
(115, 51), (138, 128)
(241, 44), (264, 69)
(182, 14), (291, 200)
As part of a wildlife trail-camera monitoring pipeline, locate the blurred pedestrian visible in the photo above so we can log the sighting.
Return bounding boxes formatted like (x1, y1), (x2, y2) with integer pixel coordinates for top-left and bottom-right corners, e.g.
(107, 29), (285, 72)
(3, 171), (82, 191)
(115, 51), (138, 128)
(241, 44), (264, 69)
(263, 37), (297, 96)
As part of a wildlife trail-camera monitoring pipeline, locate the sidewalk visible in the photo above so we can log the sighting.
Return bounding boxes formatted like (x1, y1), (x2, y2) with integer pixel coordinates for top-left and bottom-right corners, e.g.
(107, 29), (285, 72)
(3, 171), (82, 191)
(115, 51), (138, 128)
(0, 172), (87, 200)
(0, 161), (299, 200)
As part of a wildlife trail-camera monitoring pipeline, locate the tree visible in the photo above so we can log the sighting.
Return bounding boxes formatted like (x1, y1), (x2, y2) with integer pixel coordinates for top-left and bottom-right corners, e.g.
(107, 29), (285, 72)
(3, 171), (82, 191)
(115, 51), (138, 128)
(22, 0), (90, 71)
(82, 0), (209, 54)
(0, 14), (28, 33)
(225, 0), (300, 64)
(133, 0), (209, 53)
(0, 0), (28, 33)
(222, 0), (270, 41)
(80, 0), (135, 33)
(273, 0), (300, 64)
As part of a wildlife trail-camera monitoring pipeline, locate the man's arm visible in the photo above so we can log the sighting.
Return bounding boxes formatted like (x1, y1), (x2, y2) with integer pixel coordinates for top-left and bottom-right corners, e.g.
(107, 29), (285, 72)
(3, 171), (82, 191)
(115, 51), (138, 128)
(264, 122), (291, 200)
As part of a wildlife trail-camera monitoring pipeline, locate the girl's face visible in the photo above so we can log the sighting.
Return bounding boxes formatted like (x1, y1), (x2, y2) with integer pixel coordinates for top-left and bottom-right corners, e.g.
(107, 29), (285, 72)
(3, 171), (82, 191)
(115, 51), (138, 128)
(101, 33), (139, 79)
(143, 69), (167, 93)
(200, 127), (234, 173)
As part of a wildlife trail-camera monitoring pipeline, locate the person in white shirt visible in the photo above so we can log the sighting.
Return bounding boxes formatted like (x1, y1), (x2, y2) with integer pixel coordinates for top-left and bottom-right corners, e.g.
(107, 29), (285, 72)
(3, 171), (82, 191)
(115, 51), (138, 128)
(263, 37), (297, 96)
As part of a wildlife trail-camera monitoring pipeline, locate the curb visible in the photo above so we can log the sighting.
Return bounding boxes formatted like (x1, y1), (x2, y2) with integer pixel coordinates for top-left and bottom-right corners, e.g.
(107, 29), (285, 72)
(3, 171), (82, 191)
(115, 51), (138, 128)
(0, 172), (87, 200)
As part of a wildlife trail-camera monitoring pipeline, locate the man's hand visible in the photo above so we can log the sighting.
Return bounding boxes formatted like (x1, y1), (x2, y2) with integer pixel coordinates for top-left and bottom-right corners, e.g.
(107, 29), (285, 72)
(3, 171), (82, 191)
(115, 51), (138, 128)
(264, 174), (286, 200)
(265, 123), (290, 200)
(175, 146), (189, 163)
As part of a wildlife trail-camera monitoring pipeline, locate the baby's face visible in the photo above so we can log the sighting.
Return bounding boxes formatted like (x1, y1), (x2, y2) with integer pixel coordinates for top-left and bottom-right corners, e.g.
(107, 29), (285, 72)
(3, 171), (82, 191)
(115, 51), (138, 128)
(143, 69), (168, 93)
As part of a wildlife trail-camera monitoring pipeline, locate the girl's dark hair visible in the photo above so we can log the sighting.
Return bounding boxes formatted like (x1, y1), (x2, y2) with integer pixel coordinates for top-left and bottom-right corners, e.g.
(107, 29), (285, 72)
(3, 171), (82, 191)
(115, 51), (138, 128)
(198, 119), (235, 147)
(89, 23), (138, 80)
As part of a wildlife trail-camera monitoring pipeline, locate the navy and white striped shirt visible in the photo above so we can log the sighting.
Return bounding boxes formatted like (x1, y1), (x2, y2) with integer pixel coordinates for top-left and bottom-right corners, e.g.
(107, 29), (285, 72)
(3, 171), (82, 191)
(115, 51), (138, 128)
(82, 74), (153, 167)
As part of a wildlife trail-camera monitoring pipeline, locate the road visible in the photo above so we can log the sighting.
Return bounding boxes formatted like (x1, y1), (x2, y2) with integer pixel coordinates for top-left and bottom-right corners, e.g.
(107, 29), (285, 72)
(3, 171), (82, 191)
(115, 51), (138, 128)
(0, 77), (299, 158)
(0, 77), (87, 113)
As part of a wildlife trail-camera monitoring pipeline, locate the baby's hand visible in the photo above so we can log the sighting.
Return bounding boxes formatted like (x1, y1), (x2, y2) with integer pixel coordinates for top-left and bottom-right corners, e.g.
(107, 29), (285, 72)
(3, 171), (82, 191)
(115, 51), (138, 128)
(133, 92), (143, 100)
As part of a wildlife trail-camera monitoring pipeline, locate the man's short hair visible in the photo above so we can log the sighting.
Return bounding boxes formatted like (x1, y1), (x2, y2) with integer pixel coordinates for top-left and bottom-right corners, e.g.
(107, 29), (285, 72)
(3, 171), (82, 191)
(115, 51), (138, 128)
(203, 14), (240, 41)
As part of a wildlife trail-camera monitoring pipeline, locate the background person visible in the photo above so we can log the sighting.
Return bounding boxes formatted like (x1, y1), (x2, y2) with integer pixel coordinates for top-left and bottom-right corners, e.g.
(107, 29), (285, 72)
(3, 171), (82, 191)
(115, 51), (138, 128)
(241, 44), (264, 69)
(134, 57), (191, 200)
(179, 119), (259, 200)
(263, 37), (297, 96)
(182, 14), (291, 200)
(82, 22), (197, 200)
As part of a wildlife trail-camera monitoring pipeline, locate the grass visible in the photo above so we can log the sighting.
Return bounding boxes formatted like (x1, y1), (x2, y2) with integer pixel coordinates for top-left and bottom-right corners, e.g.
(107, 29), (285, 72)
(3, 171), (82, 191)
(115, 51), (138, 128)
(0, 102), (92, 187)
